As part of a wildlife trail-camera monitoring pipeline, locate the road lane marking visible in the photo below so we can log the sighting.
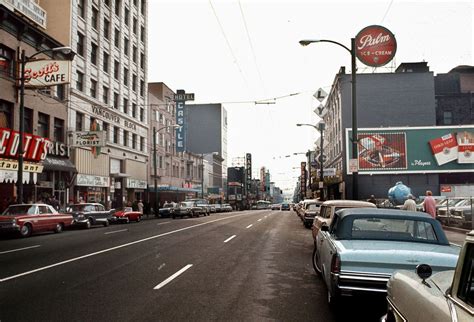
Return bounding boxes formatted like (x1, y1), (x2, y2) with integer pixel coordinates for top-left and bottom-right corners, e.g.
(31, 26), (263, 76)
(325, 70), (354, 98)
(257, 219), (262, 222)
(157, 221), (172, 226)
(153, 264), (193, 290)
(104, 229), (128, 235)
(223, 235), (236, 243)
(0, 245), (41, 255)
(0, 213), (251, 283)
(246, 224), (253, 229)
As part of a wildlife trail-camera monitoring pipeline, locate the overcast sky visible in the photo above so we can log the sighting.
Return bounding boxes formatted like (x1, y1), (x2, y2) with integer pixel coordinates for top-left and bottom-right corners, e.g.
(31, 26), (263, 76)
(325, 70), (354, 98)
(148, 0), (473, 193)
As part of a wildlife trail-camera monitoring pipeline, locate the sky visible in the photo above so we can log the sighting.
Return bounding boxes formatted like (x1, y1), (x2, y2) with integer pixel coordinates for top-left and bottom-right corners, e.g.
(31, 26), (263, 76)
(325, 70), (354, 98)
(147, 0), (473, 194)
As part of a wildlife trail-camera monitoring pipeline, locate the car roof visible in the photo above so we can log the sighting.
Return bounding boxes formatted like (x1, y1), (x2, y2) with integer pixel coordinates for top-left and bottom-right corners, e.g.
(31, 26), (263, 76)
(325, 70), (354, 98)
(321, 200), (376, 207)
(9, 203), (50, 207)
(70, 203), (102, 206)
(336, 207), (433, 220)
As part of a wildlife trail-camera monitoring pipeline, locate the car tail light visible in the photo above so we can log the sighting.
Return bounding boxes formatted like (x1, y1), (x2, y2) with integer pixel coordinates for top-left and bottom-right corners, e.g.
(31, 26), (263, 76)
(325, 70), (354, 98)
(331, 254), (341, 274)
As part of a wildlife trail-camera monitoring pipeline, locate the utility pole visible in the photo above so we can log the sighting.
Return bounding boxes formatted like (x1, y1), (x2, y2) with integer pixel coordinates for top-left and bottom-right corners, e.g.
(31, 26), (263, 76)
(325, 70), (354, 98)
(153, 127), (158, 217)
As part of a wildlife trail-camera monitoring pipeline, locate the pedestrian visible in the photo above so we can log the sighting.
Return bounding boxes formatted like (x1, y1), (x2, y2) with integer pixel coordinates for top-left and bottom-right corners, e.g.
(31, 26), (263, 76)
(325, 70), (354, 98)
(422, 190), (437, 218)
(368, 195), (377, 205)
(401, 194), (417, 211)
(137, 199), (144, 214)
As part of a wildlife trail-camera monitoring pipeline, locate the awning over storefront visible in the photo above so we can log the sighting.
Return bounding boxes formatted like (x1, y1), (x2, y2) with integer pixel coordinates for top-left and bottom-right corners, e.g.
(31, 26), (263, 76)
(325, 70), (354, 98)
(42, 157), (77, 173)
(0, 171), (37, 184)
(148, 185), (200, 193)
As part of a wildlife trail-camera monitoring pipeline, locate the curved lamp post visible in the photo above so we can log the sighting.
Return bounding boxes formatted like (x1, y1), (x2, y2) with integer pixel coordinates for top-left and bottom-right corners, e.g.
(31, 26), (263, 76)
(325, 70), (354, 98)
(17, 46), (75, 203)
(152, 124), (181, 216)
(299, 38), (358, 200)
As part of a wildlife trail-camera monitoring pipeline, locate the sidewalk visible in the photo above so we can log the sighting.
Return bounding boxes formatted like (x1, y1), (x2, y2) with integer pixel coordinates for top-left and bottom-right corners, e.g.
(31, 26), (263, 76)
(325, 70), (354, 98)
(443, 225), (471, 245)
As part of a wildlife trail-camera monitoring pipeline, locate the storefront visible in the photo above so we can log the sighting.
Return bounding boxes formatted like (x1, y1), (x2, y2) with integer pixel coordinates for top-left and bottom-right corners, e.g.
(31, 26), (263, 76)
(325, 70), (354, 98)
(74, 174), (109, 205)
(126, 178), (147, 204)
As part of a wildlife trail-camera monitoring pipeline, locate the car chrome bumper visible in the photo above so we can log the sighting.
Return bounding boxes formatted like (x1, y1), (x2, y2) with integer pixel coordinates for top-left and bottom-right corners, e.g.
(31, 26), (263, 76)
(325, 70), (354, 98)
(334, 271), (391, 294)
(0, 223), (20, 232)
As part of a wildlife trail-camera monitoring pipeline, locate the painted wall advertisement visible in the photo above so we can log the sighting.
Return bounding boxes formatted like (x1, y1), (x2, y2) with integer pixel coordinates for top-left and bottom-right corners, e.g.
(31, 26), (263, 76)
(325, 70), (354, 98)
(346, 126), (474, 174)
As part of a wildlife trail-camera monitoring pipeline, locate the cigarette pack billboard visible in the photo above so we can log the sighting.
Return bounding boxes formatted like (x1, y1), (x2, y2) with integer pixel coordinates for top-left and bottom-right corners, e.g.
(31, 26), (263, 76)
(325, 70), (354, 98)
(346, 125), (474, 174)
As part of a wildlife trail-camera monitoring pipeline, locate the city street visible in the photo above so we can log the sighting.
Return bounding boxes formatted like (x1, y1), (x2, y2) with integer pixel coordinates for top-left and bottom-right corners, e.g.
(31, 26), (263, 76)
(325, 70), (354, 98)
(0, 209), (405, 322)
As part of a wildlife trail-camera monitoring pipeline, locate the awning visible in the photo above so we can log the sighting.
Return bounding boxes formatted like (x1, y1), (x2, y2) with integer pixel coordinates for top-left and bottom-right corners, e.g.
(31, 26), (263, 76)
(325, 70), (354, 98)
(42, 157), (77, 173)
(110, 172), (131, 178)
(148, 186), (200, 193)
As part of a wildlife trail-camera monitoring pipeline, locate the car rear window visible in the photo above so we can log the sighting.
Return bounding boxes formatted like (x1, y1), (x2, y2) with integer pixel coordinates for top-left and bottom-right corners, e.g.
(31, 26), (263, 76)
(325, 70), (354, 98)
(351, 217), (438, 243)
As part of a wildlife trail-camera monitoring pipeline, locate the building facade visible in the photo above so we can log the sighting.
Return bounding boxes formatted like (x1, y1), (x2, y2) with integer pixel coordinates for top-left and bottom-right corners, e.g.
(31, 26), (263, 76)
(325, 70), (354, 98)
(0, 2), (76, 208)
(41, 0), (149, 207)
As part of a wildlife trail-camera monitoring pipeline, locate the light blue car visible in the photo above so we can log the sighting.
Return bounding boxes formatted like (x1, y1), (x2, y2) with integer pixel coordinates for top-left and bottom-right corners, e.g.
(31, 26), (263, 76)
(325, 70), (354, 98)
(313, 208), (460, 306)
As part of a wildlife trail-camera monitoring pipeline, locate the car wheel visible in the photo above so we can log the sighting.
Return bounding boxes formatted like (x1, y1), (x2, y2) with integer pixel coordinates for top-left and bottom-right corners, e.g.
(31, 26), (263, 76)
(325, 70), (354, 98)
(125, 216), (130, 224)
(172, 214), (176, 219)
(20, 223), (32, 238)
(103, 220), (110, 227)
(85, 219), (92, 229)
(136, 216), (141, 222)
(312, 247), (322, 275)
(54, 223), (64, 233)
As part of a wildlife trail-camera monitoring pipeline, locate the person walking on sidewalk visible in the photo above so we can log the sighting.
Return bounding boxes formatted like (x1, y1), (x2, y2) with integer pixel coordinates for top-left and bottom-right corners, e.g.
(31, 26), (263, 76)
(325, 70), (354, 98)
(422, 190), (437, 218)
(401, 194), (417, 211)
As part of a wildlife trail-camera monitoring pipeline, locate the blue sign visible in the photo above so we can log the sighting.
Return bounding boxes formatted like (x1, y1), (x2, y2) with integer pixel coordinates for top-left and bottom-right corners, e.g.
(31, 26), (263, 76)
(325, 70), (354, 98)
(176, 101), (185, 152)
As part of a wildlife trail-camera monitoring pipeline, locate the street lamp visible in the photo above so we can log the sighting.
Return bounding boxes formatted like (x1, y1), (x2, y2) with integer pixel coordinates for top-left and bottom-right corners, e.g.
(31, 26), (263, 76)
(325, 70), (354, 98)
(299, 38), (358, 200)
(152, 124), (180, 217)
(17, 46), (75, 204)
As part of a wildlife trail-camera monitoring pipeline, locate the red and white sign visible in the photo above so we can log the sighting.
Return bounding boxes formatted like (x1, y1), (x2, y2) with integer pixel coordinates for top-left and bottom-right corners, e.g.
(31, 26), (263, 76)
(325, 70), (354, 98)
(457, 131), (474, 164)
(23, 59), (71, 87)
(429, 133), (458, 166)
(0, 128), (49, 162)
(355, 25), (397, 67)
(440, 185), (452, 193)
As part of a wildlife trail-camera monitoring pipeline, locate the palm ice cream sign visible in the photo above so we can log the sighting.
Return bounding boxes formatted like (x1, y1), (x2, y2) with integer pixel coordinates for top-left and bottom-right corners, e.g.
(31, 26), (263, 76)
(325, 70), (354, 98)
(355, 25), (397, 67)
(346, 126), (474, 174)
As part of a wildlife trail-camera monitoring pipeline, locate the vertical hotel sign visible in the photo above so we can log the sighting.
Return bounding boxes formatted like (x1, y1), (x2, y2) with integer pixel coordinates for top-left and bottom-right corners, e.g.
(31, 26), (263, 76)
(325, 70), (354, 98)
(174, 90), (194, 152)
(245, 153), (252, 195)
(300, 162), (307, 198)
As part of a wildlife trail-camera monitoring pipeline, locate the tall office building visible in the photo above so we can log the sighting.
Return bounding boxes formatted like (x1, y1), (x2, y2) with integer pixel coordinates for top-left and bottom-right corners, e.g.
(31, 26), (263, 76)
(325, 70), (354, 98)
(41, 0), (148, 207)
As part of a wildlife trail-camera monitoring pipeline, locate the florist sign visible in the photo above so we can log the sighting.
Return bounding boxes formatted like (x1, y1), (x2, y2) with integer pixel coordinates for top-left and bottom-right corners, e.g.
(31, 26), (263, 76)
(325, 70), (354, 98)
(355, 25), (397, 67)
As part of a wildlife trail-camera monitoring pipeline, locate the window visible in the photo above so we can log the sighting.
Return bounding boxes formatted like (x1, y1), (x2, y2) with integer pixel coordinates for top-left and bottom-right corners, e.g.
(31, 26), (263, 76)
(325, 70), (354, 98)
(76, 71), (84, 91)
(0, 45), (14, 78)
(24, 107), (33, 134)
(91, 7), (99, 29)
(140, 52), (145, 69)
(113, 126), (119, 143)
(76, 112), (84, 131)
(38, 113), (49, 138)
(78, 0), (85, 18)
(103, 86), (109, 104)
(103, 52), (109, 73)
(140, 26), (145, 42)
(103, 122), (109, 141)
(124, 7), (129, 25)
(0, 100), (12, 129)
(140, 108), (144, 122)
(140, 79), (144, 97)
(132, 74), (137, 91)
(113, 92), (119, 109)
(132, 133), (137, 149)
(103, 18), (110, 39)
(123, 130), (129, 146)
(114, 28), (120, 47)
(114, 59), (119, 79)
(133, 17), (138, 34)
(443, 111), (453, 125)
(132, 45), (137, 63)
(123, 67), (129, 86)
(91, 42), (98, 65)
(56, 85), (65, 100)
(124, 37), (129, 56)
(90, 79), (97, 98)
(132, 103), (137, 118)
(53, 118), (64, 142)
(77, 32), (85, 56)
(140, 136), (144, 151)
(115, 0), (121, 16)
(123, 98), (128, 114)
(141, 0), (145, 15)
(105, 0), (110, 7)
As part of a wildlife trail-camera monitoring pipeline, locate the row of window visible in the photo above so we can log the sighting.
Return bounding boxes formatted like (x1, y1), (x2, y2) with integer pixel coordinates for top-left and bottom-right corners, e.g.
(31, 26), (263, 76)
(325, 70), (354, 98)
(78, 0), (146, 22)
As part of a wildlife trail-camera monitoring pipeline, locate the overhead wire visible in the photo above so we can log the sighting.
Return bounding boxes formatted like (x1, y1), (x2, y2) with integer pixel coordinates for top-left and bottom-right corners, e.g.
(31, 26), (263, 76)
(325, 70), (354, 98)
(380, 0), (395, 24)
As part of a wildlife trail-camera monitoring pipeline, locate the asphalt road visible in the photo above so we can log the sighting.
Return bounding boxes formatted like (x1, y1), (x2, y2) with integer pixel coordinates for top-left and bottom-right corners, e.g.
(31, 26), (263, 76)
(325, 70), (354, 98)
(2, 209), (461, 322)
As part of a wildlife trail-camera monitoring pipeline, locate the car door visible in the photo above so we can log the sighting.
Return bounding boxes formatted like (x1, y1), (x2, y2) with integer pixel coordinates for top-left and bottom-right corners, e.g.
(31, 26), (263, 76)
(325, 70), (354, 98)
(37, 205), (53, 231)
(319, 213), (339, 286)
(96, 204), (107, 221)
(41, 205), (57, 230)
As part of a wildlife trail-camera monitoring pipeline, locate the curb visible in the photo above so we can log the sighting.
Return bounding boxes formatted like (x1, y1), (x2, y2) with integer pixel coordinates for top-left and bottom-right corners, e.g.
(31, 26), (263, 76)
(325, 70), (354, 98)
(442, 225), (471, 234)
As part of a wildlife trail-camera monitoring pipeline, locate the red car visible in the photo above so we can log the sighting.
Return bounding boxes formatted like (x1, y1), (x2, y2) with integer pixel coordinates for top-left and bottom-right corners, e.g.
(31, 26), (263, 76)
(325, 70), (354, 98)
(111, 207), (142, 223)
(0, 204), (73, 238)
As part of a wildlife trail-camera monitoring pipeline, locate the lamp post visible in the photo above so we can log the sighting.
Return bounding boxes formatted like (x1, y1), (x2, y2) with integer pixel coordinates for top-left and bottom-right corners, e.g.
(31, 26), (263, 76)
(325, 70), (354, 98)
(153, 124), (180, 217)
(17, 46), (75, 204)
(299, 39), (358, 200)
(296, 123), (325, 200)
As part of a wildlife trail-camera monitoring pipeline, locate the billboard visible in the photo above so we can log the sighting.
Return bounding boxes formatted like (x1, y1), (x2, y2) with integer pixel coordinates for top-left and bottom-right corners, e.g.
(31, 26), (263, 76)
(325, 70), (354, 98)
(346, 125), (474, 174)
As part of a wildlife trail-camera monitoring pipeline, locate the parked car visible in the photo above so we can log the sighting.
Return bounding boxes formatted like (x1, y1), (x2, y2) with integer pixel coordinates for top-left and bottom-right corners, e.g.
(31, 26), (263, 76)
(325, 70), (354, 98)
(213, 204), (223, 213)
(280, 203), (290, 211)
(311, 200), (377, 247)
(159, 202), (177, 218)
(313, 208), (460, 306)
(172, 201), (205, 219)
(437, 198), (469, 219)
(0, 204), (73, 238)
(382, 229), (474, 322)
(302, 200), (323, 228)
(297, 199), (318, 220)
(187, 198), (211, 215)
(449, 198), (473, 228)
(222, 204), (233, 212)
(67, 203), (113, 228)
(271, 203), (281, 210)
(111, 207), (142, 223)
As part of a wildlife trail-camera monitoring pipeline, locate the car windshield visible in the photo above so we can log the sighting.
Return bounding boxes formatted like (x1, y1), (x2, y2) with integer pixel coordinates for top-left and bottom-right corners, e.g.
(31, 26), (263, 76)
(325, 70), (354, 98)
(351, 217), (438, 243)
(163, 203), (175, 208)
(307, 204), (319, 210)
(2, 205), (36, 215)
(181, 201), (194, 207)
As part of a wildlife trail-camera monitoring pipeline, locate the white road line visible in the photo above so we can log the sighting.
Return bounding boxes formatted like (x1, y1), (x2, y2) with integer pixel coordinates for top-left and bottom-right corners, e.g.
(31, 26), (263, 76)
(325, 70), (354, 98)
(246, 224), (253, 229)
(104, 229), (128, 235)
(0, 212), (250, 283)
(223, 235), (236, 243)
(0, 245), (41, 255)
(257, 219), (262, 222)
(157, 221), (172, 226)
(153, 264), (193, 290)
(264, 216), (267, 218)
